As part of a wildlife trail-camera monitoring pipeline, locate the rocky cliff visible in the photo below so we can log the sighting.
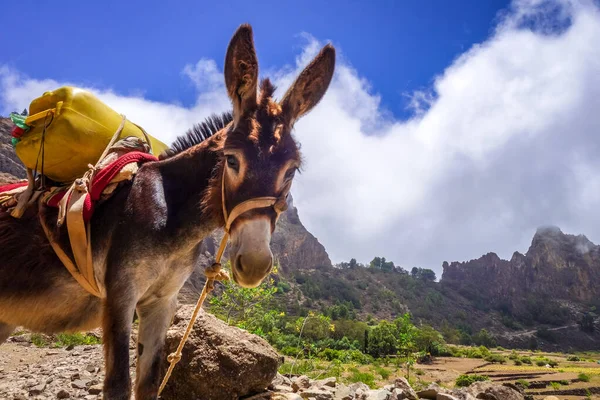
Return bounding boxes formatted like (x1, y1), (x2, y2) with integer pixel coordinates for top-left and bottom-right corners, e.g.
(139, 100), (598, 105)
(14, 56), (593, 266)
(441, 226), (599, 315)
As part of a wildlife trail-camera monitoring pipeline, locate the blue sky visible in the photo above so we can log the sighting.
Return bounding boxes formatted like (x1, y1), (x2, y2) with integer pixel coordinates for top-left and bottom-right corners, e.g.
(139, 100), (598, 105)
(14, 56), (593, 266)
(2, 0), (600, 272)
(2, 0), (510, 119)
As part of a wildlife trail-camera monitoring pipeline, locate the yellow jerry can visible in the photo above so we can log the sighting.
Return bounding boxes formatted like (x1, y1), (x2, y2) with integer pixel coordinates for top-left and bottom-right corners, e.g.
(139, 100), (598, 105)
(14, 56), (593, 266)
(16, 86), (169, 183)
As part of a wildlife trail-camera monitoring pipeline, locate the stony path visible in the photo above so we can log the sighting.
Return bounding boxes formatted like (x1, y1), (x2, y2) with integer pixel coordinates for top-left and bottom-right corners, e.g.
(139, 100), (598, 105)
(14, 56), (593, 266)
(0, 338), (136, 400)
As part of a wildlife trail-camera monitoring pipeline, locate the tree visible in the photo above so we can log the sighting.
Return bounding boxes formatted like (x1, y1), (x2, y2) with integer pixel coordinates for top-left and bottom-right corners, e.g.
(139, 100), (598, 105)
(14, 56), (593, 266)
(410, 267), (437, 282)
(370, 256), (395, 271)
(367, 320), (398, 357)
(208, 261), (278, 331)
(579, 312), (596, 333)
(415, 325), (445, 355)
(472, 329), (496, 347)
(349, 258), (358, 269)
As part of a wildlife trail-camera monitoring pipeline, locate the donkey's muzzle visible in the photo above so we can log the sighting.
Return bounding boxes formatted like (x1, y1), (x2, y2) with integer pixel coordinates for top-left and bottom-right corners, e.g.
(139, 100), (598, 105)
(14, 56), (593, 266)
(230, 217), (273, 288)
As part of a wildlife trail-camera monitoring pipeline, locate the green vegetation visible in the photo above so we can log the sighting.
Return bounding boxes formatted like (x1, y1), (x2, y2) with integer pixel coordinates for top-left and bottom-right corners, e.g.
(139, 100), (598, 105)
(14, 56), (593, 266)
(516, 379), (530, 388)
(53, 333), (101, 347)
(455, 374), (490, 387)
(348, 371), (376, 388)
(484, 354), (506, 364)
(550, 381), (561, 390)
(30, 333), (48, 348)
(579, 373), (591, 382)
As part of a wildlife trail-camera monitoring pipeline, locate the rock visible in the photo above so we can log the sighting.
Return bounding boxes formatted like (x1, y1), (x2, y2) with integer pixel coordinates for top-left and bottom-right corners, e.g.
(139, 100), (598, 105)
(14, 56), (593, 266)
(299, 389), (333, 400)
(282, 395), (303, 400)
(270, 372), (292, 389)
(293, 375), (311, 392)
(418, 383), (449, 399)
(71, 379), (89, 389)
(436, 394), (460, 400)
(28, 383), (46, 395)
(85, 364), (96, 373)
(159, 307), (281, 400)
(366, 389), (391, 400)
(317, 377), (337, 388)
(88, 385), (102, 395)
(393, 378), (419, 400)
(455, 382), (524, 400)
(350, 382), (371, 393)
(56, 389), (71, 399)
(273, 385), (294, 393)
(334, 384), (354, 400)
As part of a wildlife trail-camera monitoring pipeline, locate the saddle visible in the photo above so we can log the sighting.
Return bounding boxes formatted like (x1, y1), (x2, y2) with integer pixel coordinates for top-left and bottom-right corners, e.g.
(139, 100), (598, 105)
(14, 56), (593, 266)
(0, 133), (158, 297)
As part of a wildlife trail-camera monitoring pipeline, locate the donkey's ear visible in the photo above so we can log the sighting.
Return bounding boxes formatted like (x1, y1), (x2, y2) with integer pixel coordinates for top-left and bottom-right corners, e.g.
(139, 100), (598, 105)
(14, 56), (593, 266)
(224, 24), (259, 125)
(280, 44), (336, 126)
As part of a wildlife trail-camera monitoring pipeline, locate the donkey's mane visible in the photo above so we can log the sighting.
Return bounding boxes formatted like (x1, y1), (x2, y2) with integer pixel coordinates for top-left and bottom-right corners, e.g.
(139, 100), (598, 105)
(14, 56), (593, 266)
(159, 111), (233, 159)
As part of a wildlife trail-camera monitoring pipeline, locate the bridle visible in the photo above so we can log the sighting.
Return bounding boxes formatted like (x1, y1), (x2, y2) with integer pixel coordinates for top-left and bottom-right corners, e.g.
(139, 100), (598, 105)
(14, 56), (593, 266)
(213, 163), (290, 268)
(159, 155), (292, 395)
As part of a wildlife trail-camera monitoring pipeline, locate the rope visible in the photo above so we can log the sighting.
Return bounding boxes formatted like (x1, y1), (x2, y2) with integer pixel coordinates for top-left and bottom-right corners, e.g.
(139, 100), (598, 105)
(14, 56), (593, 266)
(157, 262), (230, 396)
(157, 166), (289, 397)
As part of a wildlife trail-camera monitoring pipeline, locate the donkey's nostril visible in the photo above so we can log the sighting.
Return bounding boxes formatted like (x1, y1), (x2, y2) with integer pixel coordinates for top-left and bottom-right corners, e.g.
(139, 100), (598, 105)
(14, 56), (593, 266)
(236, 255), (244, 273)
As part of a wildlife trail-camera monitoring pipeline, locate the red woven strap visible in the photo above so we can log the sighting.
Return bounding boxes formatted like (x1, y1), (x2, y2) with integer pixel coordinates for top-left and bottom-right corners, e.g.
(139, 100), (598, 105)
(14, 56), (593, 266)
(0, 181), (28, 193)
(82, 151), (158, 222)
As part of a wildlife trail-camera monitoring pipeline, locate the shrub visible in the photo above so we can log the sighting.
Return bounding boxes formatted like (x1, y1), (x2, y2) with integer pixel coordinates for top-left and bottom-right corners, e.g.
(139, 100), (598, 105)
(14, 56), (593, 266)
(374, 366), (391, 380)
(550, 382), (561, 390)
(54, 333), (101, 347)
(514, 359), (523, 366)
(567, 356), (582, 362)
(484, 354), (506, 364)
(318, 348), (343, 361)
(521, 357), (532, 365)
(516, 379), (530, 388)
(579, 373), (591, 382)
(536, 360), (547, 367)
(455, 374), (490, 387)
(280, 346), (301, 357)
(348, 372), (376, 388)
(30, 333), (48, 348)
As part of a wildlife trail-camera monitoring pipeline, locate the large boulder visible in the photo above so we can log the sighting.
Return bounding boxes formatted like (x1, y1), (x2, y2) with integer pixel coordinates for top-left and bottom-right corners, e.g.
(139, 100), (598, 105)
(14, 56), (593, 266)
(452, 381), (524, 400)
(160, 306), (283, 400)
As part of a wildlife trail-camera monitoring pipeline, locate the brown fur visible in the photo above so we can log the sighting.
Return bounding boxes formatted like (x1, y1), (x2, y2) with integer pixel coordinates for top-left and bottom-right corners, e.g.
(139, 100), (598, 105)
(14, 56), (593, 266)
(0, 23), (335, 400)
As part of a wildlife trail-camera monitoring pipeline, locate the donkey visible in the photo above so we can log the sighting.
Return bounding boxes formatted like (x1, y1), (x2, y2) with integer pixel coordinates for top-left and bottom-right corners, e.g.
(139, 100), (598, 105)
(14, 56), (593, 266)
(0, 24), (335, 399)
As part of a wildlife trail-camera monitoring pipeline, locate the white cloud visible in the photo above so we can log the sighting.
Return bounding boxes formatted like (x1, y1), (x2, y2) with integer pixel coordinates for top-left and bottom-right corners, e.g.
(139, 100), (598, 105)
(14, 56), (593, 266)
(2, 0), (600, 275)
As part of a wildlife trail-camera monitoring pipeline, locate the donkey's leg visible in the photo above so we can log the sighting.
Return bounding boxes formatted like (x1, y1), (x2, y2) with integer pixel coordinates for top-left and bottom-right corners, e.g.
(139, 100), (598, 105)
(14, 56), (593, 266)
(102, 292), (137, 400)
(0, 322), (15, 344)
(134, 295), (178, 400)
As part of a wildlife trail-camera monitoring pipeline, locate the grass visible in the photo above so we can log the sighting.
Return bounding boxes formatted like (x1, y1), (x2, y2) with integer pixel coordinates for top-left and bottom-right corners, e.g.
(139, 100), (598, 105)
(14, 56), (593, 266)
(550, 381), (561, 390)
(30, 333), (49, 348)
(373, 366), (391, 380)
(516, 379), (530, 388)
(347, 371), (376, 388)
(53, 333), (101, 347)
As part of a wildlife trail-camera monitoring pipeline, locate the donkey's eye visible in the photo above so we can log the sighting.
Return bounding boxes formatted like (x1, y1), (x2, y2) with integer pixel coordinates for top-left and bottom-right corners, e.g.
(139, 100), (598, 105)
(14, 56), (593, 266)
(226, 155), (239, 172)
(285, 168), (296, 181)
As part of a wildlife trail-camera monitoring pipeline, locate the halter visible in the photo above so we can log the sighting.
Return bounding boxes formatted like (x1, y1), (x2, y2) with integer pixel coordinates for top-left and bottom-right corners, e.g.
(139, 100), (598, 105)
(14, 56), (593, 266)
(213, 165), (289, 266)
(159, 159), (290, 395)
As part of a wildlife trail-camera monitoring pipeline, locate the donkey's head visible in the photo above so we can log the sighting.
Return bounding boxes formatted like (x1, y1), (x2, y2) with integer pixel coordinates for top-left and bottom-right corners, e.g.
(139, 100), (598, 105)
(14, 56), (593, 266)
(220, 24), (335, 287)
